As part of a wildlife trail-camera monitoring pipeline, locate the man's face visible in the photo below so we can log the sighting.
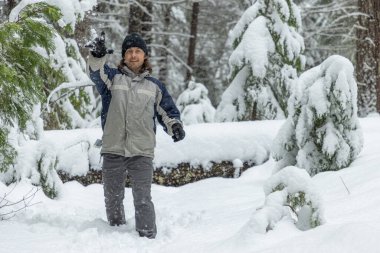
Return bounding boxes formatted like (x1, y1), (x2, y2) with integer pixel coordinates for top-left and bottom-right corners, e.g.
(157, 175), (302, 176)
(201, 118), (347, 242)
(124, 47), (146, 73)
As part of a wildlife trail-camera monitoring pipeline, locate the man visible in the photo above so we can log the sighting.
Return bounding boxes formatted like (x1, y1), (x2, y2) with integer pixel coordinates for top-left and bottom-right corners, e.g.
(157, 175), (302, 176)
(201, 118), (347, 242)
(86, 32), (185, 239)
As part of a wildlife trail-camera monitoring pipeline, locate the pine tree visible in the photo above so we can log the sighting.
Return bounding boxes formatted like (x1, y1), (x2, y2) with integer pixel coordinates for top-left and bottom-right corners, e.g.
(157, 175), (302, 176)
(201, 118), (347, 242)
(216, 0), (305, 122)
(272, 55), (363, 175)
(0, 1), (97, 198)
(0, 2), (63, 172)
(176, 80), (215, 125)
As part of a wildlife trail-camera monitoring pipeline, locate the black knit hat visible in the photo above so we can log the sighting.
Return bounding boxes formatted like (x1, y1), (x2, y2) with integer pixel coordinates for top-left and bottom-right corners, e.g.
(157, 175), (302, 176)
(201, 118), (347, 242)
(121, 33), (148, 57)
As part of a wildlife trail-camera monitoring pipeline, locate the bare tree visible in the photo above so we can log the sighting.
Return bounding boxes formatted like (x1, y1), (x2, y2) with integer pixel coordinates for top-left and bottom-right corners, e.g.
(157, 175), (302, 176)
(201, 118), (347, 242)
(0, 185), (40, 220)
(298, 0), (359, 68)
(192, 0), (243, 106)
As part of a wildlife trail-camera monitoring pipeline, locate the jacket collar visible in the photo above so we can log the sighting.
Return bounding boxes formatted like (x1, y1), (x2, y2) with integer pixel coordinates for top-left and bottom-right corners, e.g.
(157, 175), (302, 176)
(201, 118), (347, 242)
(120, 65), (149, 81)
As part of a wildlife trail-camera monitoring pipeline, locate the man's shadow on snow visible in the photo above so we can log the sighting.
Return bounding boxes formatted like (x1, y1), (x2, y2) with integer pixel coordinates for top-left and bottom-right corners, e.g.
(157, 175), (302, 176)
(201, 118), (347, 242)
(78, 218), (136, 234)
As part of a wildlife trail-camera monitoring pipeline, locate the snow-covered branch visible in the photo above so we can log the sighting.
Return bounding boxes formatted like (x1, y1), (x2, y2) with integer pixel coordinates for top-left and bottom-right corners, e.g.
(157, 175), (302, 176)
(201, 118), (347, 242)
(130, 0), (154, 19)
(303, 4), (357, 14)
(148, 31), (193, 38)
(97, 0), (130, 8)
(150, 43), (192, 72)
(147, 0), (187, 4)
(87, 16), (123, 23)
(46, 81), (94, 113)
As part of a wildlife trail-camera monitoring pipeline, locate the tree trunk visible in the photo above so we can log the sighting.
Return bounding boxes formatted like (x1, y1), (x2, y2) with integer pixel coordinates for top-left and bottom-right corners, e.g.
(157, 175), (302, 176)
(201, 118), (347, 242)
(158, 5), (171, 85)
(5, 0), (17, 16)
(0, 0), (18, 21)
(75, 15), (92, 58)
(185, 2), (199, 83)
(374, 0), (380, 113)
(356, 0), (380, 116)
(129, 0), (153, 53)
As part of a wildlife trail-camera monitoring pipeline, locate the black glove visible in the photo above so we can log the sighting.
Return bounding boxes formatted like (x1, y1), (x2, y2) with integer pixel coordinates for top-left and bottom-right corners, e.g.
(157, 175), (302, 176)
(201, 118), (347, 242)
(85, 31), (113, 58)
(172, 123), (185, 142)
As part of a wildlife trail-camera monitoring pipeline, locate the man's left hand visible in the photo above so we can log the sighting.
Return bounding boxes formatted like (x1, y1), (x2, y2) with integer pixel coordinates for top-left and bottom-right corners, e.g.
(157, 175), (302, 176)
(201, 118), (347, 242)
(172, 123), (185, 142)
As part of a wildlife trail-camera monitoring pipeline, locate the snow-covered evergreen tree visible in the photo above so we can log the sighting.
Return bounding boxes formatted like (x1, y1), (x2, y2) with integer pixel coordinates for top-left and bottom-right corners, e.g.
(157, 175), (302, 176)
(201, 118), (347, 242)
(215, 0), (305, 122)
(0, 2), (62, 172)
(272, 55), (363, 175)
(176, 81), (215, 125)
(0, 0), (97, 198)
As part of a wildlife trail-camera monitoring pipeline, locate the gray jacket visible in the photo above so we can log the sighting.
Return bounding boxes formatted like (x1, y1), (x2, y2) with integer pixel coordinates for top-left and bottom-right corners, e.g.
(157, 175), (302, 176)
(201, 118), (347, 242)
(87, 55), (182, 158)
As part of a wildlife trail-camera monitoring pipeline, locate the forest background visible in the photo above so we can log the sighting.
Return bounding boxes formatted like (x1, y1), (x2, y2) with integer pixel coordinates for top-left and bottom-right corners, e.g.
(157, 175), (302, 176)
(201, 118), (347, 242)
(1, 0), (379, 127)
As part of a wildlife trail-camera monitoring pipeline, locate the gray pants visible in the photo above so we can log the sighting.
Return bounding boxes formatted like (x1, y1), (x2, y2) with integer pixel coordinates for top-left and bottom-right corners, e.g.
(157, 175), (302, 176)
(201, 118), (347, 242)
(102, 154), (156, 238)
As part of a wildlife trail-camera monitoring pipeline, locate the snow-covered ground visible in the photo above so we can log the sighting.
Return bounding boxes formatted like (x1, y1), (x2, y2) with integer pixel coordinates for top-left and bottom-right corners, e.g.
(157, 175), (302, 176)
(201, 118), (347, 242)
(1, 117), (380, 253)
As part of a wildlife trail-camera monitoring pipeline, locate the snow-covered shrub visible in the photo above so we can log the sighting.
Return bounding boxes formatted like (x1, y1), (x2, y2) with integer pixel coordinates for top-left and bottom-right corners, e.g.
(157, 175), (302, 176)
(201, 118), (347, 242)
(1, 105), (61, 198)
(0, 125), (16, 173)
(1, 102), (62, 198)
(265, 166), (324, 230)
(35, 146), (61, 198)
(0, 139), (62, 199)
(272, 55), (363, 175)
(246, 166), (324, 233)
(215, 0), (305, 122)
(176, 81), (215, 125)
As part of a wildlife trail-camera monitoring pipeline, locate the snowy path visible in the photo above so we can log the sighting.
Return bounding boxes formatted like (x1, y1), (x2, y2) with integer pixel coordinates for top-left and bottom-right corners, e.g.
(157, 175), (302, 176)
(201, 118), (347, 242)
(0, 160), (272, 253)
